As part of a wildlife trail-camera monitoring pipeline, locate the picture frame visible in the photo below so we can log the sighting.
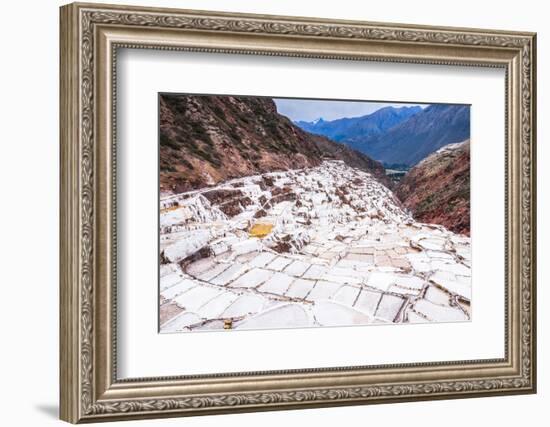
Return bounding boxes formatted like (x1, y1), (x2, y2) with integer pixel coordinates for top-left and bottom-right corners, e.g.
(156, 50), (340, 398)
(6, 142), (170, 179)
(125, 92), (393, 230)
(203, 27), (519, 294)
(59, 2), (537, 423)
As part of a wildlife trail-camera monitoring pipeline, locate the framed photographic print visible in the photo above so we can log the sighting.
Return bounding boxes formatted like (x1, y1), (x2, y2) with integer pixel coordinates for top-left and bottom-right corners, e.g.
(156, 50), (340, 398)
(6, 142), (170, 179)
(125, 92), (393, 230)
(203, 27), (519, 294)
(60, 2), (537, 423)
(158, 93), (472, 333)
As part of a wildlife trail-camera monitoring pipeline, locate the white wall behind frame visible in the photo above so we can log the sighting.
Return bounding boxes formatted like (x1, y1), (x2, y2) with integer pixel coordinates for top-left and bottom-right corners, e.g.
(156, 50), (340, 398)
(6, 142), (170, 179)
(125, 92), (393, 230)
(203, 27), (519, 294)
(0, 1), (546, 427)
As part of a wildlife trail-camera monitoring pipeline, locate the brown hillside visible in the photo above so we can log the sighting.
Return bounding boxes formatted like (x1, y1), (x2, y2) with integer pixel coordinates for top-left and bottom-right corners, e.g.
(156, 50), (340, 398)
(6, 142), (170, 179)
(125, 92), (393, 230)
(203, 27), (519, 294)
(395, 140), (470, 235)
(159, 94), (388, 195)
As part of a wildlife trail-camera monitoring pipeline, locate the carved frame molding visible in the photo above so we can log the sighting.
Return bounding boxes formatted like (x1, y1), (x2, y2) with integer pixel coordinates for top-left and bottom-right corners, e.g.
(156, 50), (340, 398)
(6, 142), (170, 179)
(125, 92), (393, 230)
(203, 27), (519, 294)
(60, 2), (536, 423)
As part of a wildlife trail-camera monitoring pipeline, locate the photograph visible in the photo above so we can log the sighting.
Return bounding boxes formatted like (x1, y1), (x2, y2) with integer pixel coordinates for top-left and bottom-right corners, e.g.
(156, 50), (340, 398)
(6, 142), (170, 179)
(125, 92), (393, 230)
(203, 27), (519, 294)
(158, 94), (472, 333)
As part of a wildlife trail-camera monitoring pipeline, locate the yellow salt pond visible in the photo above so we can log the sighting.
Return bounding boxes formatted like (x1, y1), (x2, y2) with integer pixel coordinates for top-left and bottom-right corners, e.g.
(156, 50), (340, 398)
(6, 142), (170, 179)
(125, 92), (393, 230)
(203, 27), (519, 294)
(160, 204), (180, 213)
(249, 223), (274, 238)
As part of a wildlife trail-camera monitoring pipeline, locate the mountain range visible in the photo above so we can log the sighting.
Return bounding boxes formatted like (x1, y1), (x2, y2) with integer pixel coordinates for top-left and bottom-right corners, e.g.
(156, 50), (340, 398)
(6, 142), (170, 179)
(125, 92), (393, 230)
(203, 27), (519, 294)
(294, 104), (470, 167)
(295, 105), (421, 143)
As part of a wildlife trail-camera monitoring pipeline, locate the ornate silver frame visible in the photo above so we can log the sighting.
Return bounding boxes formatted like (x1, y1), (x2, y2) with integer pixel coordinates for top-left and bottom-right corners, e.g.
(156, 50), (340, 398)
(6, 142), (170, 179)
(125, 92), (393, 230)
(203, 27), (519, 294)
(60, 2), (536, 423)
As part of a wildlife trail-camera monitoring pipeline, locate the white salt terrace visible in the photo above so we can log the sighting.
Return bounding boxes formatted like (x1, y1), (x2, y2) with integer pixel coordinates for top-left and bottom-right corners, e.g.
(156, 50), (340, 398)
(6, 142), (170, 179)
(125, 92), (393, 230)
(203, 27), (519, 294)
(159, 161), (471, 332)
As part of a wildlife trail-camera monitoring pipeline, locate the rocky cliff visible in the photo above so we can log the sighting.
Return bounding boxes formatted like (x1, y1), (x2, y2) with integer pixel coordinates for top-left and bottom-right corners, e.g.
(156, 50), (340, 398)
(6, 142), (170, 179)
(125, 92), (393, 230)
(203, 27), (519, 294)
(395, 140), (470, 235)
(160, 94), (388, 195)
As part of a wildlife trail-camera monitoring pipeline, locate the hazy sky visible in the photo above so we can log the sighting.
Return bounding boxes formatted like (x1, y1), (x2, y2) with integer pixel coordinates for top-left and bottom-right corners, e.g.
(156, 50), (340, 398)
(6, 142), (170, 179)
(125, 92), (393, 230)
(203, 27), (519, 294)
(274, 98), (427, 122)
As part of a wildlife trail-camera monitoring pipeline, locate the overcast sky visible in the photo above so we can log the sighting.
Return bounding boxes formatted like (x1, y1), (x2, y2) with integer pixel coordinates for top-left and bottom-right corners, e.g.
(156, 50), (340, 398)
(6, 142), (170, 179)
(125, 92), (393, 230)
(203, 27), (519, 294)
(274, 98), (427, 122)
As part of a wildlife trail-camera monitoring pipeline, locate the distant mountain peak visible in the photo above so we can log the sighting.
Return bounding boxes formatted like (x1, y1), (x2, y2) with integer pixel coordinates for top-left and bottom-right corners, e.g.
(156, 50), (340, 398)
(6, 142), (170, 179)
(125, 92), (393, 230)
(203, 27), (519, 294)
(293, 103), (469, 167)
(294, 105), (423, 144)
(353, 104), (470, 167)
